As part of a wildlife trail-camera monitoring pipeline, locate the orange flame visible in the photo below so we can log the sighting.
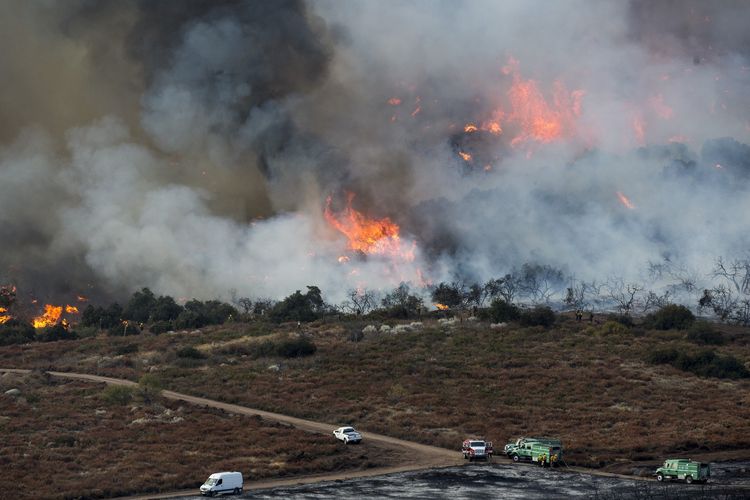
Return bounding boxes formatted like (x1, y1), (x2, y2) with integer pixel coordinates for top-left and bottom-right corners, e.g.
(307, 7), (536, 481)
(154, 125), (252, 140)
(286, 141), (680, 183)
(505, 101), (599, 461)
(434, 303), (449, 311)
(65, 305), (80, 314)
(0, 306), (10, 325)
(325, 193), (415, 261)
(77, 295), (88, 302)
(32, 304), (63, 329)
(616, 191), (636, 210)
(458, 151), (472, 161)
(464, 124), (478, 133)
(387, 97), (402, 106)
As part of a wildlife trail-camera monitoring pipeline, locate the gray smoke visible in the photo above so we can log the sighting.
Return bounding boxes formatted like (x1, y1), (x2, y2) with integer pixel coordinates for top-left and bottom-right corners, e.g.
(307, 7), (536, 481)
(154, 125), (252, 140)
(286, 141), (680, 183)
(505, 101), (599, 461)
(1, 0), (749, 306)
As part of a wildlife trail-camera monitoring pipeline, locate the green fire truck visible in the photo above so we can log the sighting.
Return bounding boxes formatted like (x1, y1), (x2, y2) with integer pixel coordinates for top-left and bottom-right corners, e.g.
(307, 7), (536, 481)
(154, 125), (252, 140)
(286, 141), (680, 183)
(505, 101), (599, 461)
(655, 459), (710, 484)
(504, 437), (563, 467)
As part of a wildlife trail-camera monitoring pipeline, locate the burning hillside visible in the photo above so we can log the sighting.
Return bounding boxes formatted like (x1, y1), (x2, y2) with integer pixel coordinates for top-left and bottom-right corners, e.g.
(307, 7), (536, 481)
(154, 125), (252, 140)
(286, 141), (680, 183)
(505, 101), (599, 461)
(0, 1), (749, 305)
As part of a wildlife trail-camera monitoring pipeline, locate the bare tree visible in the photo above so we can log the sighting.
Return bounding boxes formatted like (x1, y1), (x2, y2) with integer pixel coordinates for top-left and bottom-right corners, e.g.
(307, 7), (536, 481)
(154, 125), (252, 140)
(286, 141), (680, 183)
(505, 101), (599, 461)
(237, 297), (253, 314)
(342, 288), (377, 315)
(518, 263), (565, 304)
(639, 290), (672, 314)
(484, 274), (520, 304)
(604, 278), (644, 315)
(713, 257), (750, 295)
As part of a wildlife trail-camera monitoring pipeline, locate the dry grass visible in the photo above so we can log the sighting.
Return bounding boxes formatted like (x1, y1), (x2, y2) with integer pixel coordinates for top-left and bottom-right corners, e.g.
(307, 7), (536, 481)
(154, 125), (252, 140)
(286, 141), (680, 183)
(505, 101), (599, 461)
(2, 316), (750, 475)
(0, 370), (395, 499)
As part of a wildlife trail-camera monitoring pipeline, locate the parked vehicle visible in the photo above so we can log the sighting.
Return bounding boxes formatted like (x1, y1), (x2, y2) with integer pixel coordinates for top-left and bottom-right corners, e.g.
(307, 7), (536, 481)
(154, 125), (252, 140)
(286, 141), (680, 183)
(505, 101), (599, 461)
(655, 459), (710, 484)
(333, 426), (362, 444)
(462, 439), (494, 461)
(199, 471), (243, 496)
(505, 437), (563, 466)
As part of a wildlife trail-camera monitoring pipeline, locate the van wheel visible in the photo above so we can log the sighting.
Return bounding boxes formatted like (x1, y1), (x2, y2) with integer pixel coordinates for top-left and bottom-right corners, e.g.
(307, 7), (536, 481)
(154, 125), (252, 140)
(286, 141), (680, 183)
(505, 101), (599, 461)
(685, 475), (693, 484)
(233, 487), (240, 494)
(656, 473), (664, 482)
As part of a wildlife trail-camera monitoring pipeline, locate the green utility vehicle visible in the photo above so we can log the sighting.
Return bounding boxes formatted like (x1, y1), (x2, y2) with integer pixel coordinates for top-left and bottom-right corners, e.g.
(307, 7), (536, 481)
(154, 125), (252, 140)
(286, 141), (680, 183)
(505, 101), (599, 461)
(655, 459), (710, 484)
(504, 437), (563, 466)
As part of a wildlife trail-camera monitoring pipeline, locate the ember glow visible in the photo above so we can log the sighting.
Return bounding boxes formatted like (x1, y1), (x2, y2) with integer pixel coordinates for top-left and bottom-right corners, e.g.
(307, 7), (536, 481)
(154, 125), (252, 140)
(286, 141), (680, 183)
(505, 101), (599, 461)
(434, 303), (449, 310)
(616, 191), (636, 210)
(324, 193), (415, 261)
(32, 304), (63, 329)
(65, 305), (80, 314)
(0, 307), (10, 325)
(458, 151), (472, 161)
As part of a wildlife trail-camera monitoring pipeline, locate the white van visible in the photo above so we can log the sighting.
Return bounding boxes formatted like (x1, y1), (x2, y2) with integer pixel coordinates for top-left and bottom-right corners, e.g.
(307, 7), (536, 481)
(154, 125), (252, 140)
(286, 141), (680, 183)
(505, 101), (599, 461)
(199, 471), (243, 496)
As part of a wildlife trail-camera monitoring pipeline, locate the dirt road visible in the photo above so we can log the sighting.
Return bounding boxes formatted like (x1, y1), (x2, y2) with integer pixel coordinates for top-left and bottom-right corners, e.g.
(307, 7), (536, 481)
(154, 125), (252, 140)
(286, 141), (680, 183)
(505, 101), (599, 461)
(1, 368), (462, 498)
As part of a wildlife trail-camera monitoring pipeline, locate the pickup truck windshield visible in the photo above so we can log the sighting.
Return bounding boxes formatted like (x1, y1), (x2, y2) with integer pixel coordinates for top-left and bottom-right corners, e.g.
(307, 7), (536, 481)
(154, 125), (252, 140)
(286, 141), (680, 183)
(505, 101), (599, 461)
(470, 441), (485, 447)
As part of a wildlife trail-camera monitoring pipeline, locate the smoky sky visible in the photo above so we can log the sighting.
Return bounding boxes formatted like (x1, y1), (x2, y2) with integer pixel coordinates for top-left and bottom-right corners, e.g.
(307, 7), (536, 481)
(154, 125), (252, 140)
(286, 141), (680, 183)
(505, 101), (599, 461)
(1, 0), (749, 306)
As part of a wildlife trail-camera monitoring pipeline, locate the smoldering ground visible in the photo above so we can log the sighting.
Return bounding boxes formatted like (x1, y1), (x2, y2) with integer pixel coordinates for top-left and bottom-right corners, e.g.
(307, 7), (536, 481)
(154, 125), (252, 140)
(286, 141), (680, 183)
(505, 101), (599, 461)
(1, 0), (749, 305)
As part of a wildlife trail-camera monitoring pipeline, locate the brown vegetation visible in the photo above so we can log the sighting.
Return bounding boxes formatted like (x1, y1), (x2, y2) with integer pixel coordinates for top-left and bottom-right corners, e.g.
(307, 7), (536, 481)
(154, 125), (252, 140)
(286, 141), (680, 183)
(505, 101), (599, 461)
(1, 314), (750, 482)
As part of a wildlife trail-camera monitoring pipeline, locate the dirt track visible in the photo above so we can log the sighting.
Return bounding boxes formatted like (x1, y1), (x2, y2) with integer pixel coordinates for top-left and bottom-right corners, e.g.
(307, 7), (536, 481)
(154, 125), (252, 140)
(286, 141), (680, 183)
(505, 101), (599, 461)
(1, 368), (463, 498)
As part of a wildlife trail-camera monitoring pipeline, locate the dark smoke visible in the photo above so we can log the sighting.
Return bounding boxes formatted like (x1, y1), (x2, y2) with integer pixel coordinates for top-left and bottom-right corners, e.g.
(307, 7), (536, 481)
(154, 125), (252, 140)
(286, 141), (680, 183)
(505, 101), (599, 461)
(1, 0), (750, 308)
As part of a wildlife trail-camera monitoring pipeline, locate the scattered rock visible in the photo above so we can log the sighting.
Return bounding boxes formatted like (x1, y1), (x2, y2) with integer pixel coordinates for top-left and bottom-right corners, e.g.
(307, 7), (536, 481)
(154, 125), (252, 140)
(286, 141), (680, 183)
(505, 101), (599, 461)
(362, 325), (378, 334)
(4, 388), (20, 397)
(438, 318), (458, 327)
(379, 325), (392, 333)
(409, 322), (423, 329)
(95, 409), (107, 416)
(490, 322), (507, 329)
(392, 324), (412, 334)
(467, 316), (478, 322)
(267, 364), (281, 372)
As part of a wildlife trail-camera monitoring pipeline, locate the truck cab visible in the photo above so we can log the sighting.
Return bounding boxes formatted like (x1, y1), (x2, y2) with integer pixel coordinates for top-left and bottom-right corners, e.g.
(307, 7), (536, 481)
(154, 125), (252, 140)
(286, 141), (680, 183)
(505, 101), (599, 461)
(200, 471), (243, 496)
(655, 459), (710, 484)
(462, 439), (493, 461)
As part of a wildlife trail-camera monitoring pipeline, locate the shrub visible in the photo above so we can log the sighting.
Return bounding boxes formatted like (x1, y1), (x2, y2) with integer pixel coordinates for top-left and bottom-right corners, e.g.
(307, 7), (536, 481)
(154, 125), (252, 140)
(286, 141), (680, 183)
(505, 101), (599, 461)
(488, 299), (520, 323)
(597, 321), (630, 336)
(176, 346), (206, 359)
(149, 320), (173, 334)
(138, 374), (163, 404)
(0, 320), (35, 345)
(37, 324), (78, 342)
(647, 347), (749, 379)
(114, 343), (139, 355)
(519, 306), (555, 327)
(269, 287), (325, 323)
(101, 385), (134, 405)
(275, 337), (317, 358)
(611, 314), (634, 327)
(107, 321), (141, 336)
(686, 321), (725, 345)
(150, 295), (183, 322)
(644, 304), (695, 330)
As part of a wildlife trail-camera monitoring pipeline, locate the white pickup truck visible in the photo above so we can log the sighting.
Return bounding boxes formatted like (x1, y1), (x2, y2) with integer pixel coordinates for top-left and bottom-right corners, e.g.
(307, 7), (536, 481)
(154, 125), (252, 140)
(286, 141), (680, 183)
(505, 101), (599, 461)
(333, 426), (362, 444)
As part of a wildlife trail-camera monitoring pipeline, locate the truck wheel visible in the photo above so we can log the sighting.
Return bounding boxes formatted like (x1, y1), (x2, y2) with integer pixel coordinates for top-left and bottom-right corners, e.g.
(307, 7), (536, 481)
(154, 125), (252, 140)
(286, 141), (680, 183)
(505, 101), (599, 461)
(512, 454), (519, 462)
(656, 473), (664, 482)
(685, 475), (693, 484)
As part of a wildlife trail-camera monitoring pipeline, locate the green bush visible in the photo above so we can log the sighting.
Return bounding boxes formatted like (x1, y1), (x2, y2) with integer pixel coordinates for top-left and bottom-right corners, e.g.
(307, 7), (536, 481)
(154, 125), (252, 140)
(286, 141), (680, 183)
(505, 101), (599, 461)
(0, 320), (35, 345)
(519, 306), (555, 327)
(149, 320), (173, 334)
(114, 343), (139, 355)
(686, 321), (725, 345)
(647, 347), (749, 379)
(275, 337), (317, 357)
(176, 346), (206, 359)
(107, 321), (141, 336)
(37, 324), (78, 342)
(101, 385), (134, 405)
(488, 299), (520, 323)
(597, 320), (630, 336)
(269, 286), (325, 323)
(644, 304), (695, 330)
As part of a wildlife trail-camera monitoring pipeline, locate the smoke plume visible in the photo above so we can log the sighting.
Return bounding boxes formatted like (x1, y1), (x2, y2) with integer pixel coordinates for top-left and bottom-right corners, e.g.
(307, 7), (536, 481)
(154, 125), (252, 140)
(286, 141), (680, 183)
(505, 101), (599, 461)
(1, 0), (749, 306)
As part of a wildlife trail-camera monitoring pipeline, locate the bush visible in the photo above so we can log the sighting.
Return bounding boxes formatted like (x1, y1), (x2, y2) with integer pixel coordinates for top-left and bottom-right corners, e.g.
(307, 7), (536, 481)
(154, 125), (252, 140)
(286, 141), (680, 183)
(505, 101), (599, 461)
(101, 385), (134, 405)
(107, 321), (141, 336)
(0, 320), (35, 345)
(644, 304), (695, 330)
(686, 321), (725, 345)
(647, 347), (749, 379)
(176, 346), (206, 359)
(519, 306), (555, 327)
(488, 299), (520, 323)
(597, 321), (630, 336)
(275, 337), (317, 358)
(611, 314), (634, 327)
(149, 320), (173, 334)
(114, 343), (139, 355)
(269, 287), (325, 323)
(37, 324), (78, 342)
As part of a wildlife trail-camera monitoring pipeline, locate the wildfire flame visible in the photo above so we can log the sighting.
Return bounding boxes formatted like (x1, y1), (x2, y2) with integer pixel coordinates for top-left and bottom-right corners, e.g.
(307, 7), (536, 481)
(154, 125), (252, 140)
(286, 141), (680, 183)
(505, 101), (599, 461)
(434, 303), (450, 311)
(32, 304), (63, 329)
(616, 191), (636, 210)
(65, 305), (80, 314)
(325, 193), (415, 261)
(0, 307), (10, 325)
(77, 295), (88, 302)
(458, 151), (472, 161)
